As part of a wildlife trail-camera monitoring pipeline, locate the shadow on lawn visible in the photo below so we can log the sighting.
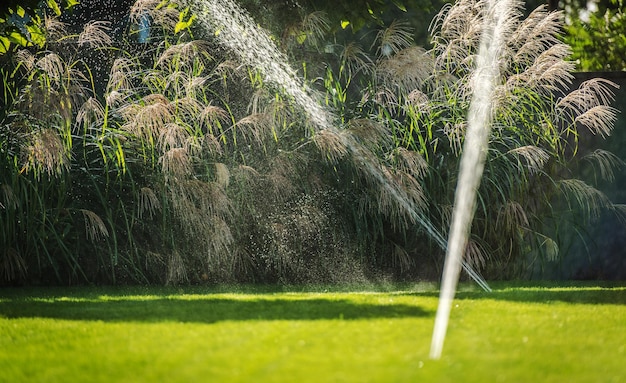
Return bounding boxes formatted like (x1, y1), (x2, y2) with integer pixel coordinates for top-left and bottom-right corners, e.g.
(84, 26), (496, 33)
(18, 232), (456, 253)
(0, 296), (432, 323)
(414, 284), (626, 305)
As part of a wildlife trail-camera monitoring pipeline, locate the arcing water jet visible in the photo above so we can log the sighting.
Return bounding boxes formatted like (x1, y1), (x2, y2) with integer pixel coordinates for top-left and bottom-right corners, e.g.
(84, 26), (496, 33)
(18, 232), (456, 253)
(184, 0), (495, 357)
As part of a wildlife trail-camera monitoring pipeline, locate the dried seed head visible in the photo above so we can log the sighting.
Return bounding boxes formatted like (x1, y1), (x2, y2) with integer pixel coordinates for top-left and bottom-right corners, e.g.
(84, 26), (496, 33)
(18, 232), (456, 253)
(78, 21), (112, 49)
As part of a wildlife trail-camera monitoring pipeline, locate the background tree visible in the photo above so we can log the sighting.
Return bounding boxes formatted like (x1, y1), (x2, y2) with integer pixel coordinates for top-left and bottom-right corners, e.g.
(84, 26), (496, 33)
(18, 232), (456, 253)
(564, 0), (626, 71)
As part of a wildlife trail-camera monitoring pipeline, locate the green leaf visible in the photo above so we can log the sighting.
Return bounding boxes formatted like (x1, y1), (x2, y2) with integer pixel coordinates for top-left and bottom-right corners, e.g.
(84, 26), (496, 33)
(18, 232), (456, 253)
(26, 23), (46, 47)
(296, 31), (307, 44)
(0, 36), (11, 54)
(7, 30), (28, 46)
(47, 0), (62, 16)
(64, 0), (80, 8)
(175, 8), (196, 34)
(15, 6), (26, 18)
(175, 14), (196, 33)
(392, 0), (407, 12)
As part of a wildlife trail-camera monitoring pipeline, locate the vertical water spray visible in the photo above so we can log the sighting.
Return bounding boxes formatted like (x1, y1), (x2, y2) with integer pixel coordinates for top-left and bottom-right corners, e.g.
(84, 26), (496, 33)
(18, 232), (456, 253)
(429, 0), (513, 360)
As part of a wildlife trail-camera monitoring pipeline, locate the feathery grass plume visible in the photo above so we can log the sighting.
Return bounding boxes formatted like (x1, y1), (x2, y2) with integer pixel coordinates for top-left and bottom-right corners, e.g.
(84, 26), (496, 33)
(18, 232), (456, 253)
(558, 178), (614, 222)
(130, 0), (179, 32)
(167, 181), (233, 270)
(172, 180), (232, 222)
(583, 149), (624, 183)
(340, 42), (374, 77)
(157, 41), (212, 70)
(378, 46), (434, 93)
(130, 93), (174, 141)
(211, 59), (246, 88)
(443, 122), (466, 156)
(214, 162), (230, 188)
(575, 105), (619, 138)
(200, 103), (229, 135)
(182, 75), (208, 98)
(390, 147), (429, 179)
(1, 248), (27, 282)
(464, 238), (488, 270)
(173, 96), (204, 119)
(430, 0), (482, 71)
(374, 20), (414, 58)
(507, 145), (549, 174)
(202, 133), (223, 155)
(232, 164), (260, 188)
(506, 44), (574, 95)
(372, 86), (399, 112)
(248, 87), (270, 115)
(158, 122), (191, 152)
(347, 118), (389, 148)
(76, 97), (105, 133)
(199, 103), (228, 128)
(430, 1), (478, 42)
(78, 21), (113, 49)
(206, 181), (233, 219)
(160, 147), (192, 177)
(36, 53), (65, 87)
(138, 187), (161, 219)
(129, 0), (161, 20)
(496, 201), (530, 233)
(510, 6), (563, 66)
(375, 175), (410, 229)
(44, 15), (68, 44)
(166, 249), (188, 285)
(390, 168), (426, 210)
(235, 113), (272, 146)
(405, 89), (431, 113)
(164, 70), (191, 96)
(247, 89), (292, 135)
(298, 11), (330, 48)
(391, 243), (413, 273)
(313, 128), (348, 164)
(108, 58), (136, 92)
(557, 78), (618, 116)
(143, 69), (167, 92)
(22, 128), (69, 177)
(80, 209), (109, 242)
(614, 204), (626, 226)
(15, 49), (36, 73)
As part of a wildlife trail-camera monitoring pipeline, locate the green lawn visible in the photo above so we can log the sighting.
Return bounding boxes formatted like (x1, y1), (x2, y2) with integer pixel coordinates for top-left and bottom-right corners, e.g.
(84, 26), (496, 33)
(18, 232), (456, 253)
(0, 282), (625, 383)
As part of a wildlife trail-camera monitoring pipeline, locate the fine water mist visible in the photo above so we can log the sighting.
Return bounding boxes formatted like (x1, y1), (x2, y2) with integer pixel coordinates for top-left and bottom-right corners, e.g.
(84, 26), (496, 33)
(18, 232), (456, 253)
(184, 0), (488, 291)
(185, 0), (444, 245)
(184, 0), (496, 358)
(430, 0), (514, 360)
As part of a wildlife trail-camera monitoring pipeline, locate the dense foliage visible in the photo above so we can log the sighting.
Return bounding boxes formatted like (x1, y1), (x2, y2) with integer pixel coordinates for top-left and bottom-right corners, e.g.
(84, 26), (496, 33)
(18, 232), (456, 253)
(0, 0), (623, 285)
(564, 0), (626, 71)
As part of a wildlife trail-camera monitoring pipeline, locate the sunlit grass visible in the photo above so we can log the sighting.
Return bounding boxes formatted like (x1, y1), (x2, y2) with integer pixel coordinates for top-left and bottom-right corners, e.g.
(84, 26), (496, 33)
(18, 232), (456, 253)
(0, 283), (625, 383)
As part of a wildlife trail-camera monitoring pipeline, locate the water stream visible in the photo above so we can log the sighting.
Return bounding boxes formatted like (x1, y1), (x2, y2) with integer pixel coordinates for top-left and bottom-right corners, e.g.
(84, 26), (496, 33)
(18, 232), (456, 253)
(184, 0), (498, 359)
(430, 0), (513, 359)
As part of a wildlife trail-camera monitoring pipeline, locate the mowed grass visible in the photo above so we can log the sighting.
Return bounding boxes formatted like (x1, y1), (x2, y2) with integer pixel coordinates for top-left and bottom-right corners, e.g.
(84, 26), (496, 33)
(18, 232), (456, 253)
(0, 282), (625, 383)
